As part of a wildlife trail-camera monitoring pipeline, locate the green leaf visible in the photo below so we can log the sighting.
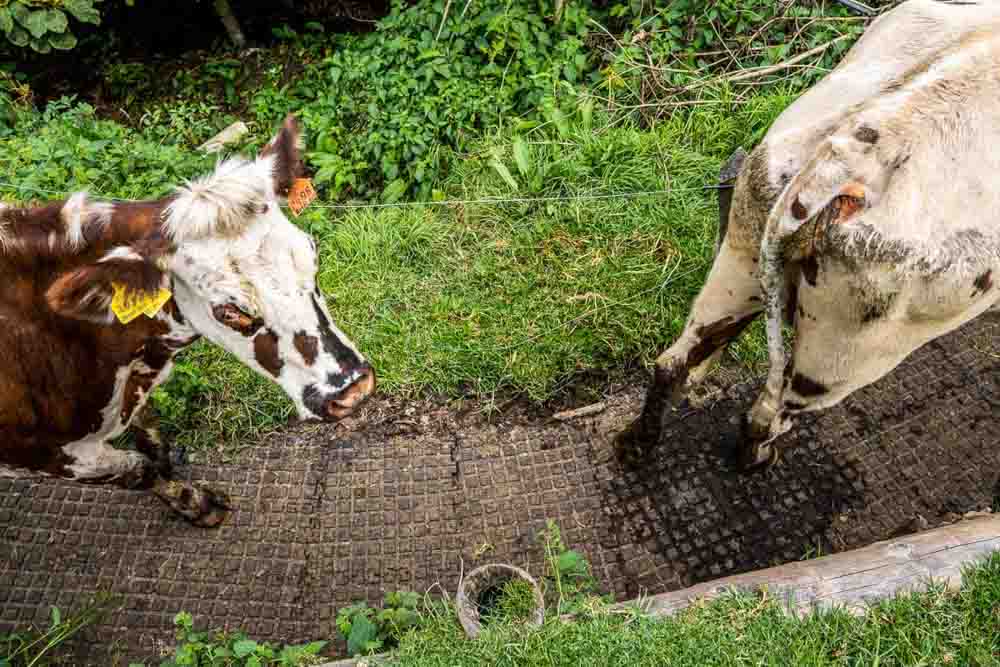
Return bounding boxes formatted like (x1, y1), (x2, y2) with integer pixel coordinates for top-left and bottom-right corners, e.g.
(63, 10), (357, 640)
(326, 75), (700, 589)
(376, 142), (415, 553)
(232, 639), (258, 657)
(6, 24), (27, 46)
(48, 30), (77, 50)
(173, 611), (194, 630)
(302, 640), (327, 654)
(246, 657), (261, 667)
(489, 157), (518, 190)
(63, 0), (101, 25)
(29, 36), (51, 53)
(512, 136), (530, 177)
(44, 9), (68, 34)
(22, 10), (51, 38)
(50, 606), (61, 628)
(0, 8), (13, 34)
(381, 178), (407, 204)
(549, 108), (570, 138)
(579, 98), (593, 133)
(346, 615), (378, 656)
(556, 549), (586, 576)
(9, 3), (29, 27)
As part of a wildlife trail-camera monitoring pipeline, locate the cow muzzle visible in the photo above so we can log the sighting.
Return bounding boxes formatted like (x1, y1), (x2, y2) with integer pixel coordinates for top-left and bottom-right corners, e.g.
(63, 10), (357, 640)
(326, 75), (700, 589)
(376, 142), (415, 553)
(301, 367), (376, 422)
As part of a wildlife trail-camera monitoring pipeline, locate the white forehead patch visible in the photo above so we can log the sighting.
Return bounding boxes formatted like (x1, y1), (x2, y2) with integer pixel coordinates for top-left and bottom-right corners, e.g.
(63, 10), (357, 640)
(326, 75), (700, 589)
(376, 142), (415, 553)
(164, 156), (277, 242)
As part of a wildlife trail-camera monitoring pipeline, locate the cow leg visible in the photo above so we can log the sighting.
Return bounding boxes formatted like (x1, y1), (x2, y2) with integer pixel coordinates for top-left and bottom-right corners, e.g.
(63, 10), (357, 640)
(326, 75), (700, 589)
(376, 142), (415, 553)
(738, 267), (998, 470)
(148, 478), (232, 528)
(131, 404), (172, 477)
(64, 436), (231, 527)
(617, 237), (762, 456)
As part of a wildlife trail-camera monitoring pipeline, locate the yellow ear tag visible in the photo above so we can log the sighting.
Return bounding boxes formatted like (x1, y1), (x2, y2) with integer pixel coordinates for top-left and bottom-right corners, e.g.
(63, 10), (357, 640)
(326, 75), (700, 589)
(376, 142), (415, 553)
(110, 283), (172, 325)
(288, 178), (317, 217)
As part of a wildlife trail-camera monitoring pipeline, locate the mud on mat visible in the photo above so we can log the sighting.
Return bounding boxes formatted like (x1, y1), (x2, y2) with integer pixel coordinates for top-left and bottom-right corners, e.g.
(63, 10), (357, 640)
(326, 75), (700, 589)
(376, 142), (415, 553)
(2, 315), (999, 663)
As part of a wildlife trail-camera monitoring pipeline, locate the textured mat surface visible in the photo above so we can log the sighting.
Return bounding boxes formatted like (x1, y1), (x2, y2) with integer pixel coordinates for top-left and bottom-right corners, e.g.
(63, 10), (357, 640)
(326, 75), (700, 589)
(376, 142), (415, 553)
(2, 315), (998, 664)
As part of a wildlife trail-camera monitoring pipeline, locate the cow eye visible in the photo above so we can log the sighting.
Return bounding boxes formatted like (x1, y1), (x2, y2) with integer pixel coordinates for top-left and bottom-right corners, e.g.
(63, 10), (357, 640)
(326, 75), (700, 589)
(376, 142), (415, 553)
(212, 303), (262, 336)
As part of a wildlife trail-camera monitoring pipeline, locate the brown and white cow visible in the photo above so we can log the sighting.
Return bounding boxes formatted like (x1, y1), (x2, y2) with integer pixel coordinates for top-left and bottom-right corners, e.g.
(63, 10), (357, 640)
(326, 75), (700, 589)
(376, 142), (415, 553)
(620, 0), (1000, 468)
(0, 115), (374, 525)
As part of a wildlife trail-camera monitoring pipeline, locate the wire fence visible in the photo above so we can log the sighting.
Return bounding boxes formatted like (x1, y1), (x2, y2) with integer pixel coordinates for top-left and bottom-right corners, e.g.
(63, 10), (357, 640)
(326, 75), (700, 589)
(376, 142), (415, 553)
(0, 179), (733, 211)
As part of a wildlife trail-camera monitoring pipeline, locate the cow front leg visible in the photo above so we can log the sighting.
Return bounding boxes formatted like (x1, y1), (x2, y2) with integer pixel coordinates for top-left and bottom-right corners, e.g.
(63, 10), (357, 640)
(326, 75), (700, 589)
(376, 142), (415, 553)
(148, 478), (232, 528)
(739, 391), (790, 470)
(617, 240), (762, 457)
(131, 404), (171, 477)
(65, 437), (231, 527)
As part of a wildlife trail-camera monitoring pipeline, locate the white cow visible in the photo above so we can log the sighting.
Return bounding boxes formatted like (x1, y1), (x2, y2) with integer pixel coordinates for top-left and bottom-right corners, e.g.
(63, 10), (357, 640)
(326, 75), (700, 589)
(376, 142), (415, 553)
(620, 0), (1000, 468)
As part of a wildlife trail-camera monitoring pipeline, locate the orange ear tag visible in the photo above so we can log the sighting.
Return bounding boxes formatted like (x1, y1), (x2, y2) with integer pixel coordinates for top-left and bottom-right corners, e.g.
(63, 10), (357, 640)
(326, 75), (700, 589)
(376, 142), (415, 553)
(110, 283), (172, 325)
(288, 178), (317, 217)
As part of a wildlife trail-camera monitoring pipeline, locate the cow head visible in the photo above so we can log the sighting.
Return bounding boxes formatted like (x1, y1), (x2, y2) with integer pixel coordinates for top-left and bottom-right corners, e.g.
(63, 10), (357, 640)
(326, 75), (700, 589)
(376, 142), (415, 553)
(162, 116), (374, 421)
(40, 116), (373, 422)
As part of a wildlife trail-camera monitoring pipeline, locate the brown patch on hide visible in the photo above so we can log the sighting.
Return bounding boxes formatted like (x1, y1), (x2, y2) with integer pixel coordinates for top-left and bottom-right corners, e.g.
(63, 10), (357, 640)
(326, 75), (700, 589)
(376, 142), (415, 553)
(688, 313), (759, 367)
(791, 373), (829, 397)
(294, 331), (319, 366)
(801, 255), (819, 288)
(213, 303), (264, 337)
(791, 197), (808, 221)
(1, 197), (172, 263)
(973, 270), (993, 296)
(44, 238), (173, 321)
(860, 291), (898, 324)
(121, 370), (160, 423)
(259, 115), (305, 198)
(854, 126), (879, 144)
(106, 199), (172, 243)
(254, 329), (284, 377)
(0, 193), (183, 481)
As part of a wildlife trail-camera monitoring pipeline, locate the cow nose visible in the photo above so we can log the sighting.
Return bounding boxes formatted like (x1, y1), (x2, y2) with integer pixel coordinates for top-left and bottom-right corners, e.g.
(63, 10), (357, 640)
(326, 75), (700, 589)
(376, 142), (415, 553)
(323, 367), (376, 420)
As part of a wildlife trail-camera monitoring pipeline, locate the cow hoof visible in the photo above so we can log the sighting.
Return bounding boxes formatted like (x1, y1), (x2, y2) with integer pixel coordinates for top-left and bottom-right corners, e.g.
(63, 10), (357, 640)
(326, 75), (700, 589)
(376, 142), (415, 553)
(154, 480), (233, 528)
(738, 443), (780, 472)
(613, 419), (657, 461)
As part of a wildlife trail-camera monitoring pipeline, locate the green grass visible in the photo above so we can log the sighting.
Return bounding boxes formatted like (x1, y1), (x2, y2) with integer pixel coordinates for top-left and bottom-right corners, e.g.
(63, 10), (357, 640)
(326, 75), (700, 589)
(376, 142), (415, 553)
(389, 552), (1000, 667)
(0, 87), (800, 455)
(153, 90), (799, 454)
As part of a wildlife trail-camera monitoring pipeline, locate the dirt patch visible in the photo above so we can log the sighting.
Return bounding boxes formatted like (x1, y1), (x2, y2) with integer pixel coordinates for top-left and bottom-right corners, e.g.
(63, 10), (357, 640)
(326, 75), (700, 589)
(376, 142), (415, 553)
(1, 315), (998, 664)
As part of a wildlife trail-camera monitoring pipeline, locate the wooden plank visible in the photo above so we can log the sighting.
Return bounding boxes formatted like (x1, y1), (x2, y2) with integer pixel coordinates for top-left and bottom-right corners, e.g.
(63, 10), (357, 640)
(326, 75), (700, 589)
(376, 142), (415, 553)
(623, 515), (1000, 618)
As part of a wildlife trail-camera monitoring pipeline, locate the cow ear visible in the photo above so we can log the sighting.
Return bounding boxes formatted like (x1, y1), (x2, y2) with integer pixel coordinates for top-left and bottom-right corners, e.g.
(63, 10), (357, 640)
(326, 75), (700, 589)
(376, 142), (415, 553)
(777, 132), (887, 237)
(45, 239), (173, 323)
(258, 114), (305, 199)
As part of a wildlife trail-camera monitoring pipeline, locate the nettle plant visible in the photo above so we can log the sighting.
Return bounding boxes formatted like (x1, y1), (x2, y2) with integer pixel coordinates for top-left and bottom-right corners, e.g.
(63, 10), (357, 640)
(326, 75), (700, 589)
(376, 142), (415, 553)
(286, 0), (596, 200)
(0, 0), (100, 53)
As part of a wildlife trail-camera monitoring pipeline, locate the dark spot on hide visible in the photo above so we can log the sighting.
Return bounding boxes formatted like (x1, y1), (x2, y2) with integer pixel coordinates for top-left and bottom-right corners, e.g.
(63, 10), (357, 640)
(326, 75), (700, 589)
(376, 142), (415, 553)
(310, 293), (362, 374)
(716, 147), (746, 248)
(791, 197), (808, 221)
(163, 297), (185, 325)
(121, 370), (160, 423)
(784, 400), (808, 412)
(688, 313), (759, 367)
(791, 373), (829, 397)
(973, 270), (993, 296)
(801, 255), (819, 287)
(854, 126), (879, 144)
(214, 303), (264, 337)
(294, 331), (319, 366)
(861, 291), (897, 324)
(254, 329), (283, 377)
